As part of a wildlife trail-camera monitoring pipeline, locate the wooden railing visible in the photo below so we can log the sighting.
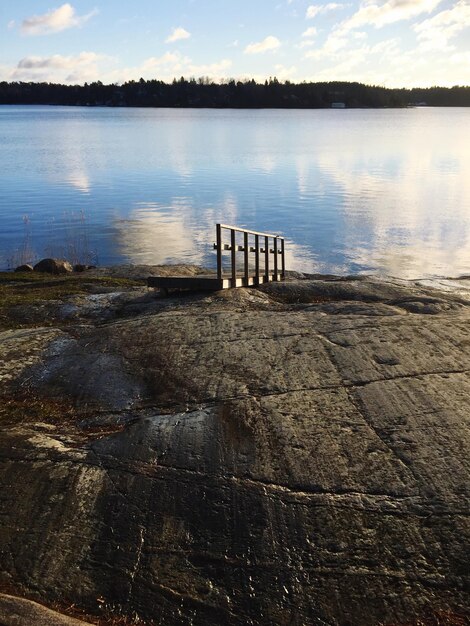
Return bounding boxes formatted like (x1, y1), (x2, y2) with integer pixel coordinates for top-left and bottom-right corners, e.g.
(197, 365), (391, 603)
(214, 224), (285, 286)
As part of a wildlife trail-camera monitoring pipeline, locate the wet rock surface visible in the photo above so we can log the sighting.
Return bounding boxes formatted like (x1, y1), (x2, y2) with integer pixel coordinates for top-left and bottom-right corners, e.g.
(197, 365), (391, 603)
(0, 268), (468, 625)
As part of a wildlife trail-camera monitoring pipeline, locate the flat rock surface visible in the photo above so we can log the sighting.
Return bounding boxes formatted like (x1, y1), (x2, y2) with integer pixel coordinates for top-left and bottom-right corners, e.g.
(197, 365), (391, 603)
(0, 270), (468, 625)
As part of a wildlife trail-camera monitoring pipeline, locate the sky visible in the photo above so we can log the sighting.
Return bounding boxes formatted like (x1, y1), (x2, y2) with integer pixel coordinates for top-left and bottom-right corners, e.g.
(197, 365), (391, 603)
(1, 0), (469, 88)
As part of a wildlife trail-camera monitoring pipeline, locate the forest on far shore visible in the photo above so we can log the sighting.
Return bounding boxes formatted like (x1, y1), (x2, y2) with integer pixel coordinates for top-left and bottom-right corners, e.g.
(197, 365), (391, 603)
(1, 79), (469, 108)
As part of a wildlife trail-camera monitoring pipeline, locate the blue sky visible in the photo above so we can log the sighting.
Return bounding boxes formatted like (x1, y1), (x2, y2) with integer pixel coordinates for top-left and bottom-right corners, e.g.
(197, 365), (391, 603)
(1, 0), (469, 87)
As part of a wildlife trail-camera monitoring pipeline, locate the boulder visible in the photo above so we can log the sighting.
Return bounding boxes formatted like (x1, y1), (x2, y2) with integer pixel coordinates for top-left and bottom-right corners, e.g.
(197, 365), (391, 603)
(33, 258), (73, 275)
(74, 264), (98, 272)
(14, 264), (34, 272)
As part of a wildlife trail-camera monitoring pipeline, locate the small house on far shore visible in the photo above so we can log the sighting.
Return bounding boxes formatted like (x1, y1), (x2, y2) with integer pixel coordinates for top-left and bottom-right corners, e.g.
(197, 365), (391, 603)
(331, 102), (346, 109)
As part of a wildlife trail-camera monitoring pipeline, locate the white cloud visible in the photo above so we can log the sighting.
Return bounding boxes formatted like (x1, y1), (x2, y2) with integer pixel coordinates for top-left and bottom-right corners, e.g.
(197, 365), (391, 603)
(302, 26), (317, 37)
(306, 3), (343, 18)
(304, 28), (350, 58)
(297, 39), (317, 48)
(450, 50), (470, 65)
(188, 59), (232, 76)
(103, 52), (232, 84)
(274, 64), (298, 80)
(137, 52), (187, 75)
(17, 51), (100, 70)
(301, 0), (452, 79)
(414, 1), (470, 52)
(8, 20), (16, 30)
(342, 0), (443, 31)
(301, 28), (470, 88)
(21, 3), (98, 36)
(353, 31), (368, 40)
(142, 52), (232, 78)
(244, 35), (281, 54)
(12, 52), (104, 83)
(165, 27), (191, 43)
(303, 26), (405, 78)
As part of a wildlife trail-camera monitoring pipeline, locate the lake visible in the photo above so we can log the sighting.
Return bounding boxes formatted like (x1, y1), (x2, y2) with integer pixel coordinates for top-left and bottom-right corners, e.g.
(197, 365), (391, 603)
(1, 105), (469, 278)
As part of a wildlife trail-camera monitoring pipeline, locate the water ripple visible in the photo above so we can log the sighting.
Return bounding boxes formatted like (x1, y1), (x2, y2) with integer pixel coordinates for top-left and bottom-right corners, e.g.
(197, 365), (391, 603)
(1, 106), (470, 277)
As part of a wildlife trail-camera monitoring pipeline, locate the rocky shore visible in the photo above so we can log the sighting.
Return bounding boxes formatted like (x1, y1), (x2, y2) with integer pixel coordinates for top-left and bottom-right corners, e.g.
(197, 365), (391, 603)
(0, 265), (469, 625)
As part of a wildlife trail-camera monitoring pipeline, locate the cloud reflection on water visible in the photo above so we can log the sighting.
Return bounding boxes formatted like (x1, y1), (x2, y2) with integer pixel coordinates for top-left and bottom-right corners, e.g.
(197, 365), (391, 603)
(66, 170), (91, 193)
(3, 108), (470, 278)
(113, 201), (205, 266)
(112, 197), (318, 274)
(307, 124), (470, 278)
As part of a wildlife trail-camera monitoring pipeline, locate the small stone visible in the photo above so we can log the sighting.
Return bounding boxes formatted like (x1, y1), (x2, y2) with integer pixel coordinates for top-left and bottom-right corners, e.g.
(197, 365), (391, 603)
(14, 264), (34, 272)
(374, 353), (401, 366)
(33, 258), (73, 275)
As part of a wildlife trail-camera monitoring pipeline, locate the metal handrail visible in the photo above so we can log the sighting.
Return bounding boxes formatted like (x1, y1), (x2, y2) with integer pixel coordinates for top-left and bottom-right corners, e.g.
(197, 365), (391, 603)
(217, 223), (284, 239)
(214, 223), (285, 285)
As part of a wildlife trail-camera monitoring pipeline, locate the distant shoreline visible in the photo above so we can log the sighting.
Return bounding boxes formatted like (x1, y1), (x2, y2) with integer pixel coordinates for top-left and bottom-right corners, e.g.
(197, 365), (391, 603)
(1, 103), (467, 109)
(1, 79), (469, 108)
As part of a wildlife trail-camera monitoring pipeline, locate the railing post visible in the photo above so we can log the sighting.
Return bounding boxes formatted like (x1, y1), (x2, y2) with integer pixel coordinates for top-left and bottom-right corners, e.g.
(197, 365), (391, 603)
(274, 237), (278, 280)
(216, 224), (285, 288)
(231, 228), (237, 286)
(264, 235), (269, 282)
(216, 223), (222, 280)
(281, 238), (285, 279)
(255, 234), (260, 285)
(244, 231), (249, 284)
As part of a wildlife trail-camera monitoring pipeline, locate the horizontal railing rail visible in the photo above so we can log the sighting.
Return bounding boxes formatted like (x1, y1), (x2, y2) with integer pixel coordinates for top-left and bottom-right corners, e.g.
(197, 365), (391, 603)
(214, 223), (285, 286)
(217, 224), (285, 238)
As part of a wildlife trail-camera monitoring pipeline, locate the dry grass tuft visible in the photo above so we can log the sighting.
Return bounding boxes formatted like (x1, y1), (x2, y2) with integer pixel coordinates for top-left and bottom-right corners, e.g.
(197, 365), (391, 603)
(0, 392), (126, 442)
(0, 272), (144, 330)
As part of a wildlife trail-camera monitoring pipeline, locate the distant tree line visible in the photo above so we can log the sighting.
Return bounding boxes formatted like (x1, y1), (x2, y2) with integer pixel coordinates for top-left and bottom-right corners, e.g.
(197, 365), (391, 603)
(0, 78), (469, 108)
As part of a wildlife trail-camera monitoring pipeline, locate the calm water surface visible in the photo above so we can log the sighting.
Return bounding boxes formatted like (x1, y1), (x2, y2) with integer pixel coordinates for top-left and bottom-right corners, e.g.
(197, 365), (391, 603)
(1, 105), (469, 277)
